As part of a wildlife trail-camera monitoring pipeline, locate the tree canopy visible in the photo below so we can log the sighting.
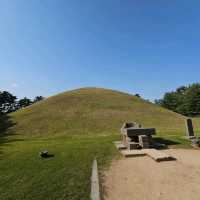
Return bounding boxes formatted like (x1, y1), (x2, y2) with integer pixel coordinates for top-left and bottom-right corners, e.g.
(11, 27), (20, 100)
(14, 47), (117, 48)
(0, 91), (44, 114)
(0, 91), (17, 114)
(18, 97), (32, 108)
(155, 83), (200, 117)
(34, 96), (44, 102)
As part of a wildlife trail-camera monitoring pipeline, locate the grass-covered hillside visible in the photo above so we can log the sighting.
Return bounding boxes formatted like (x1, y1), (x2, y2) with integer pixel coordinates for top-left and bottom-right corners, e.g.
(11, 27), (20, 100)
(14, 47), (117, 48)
(1, 87), (200, 200)
(7, 87), (192, 137)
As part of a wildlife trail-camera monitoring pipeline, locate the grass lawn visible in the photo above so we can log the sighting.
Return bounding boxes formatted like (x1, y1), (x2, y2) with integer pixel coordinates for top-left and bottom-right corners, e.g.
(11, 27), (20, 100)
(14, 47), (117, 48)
(0, 135), (117, 200)
(1, 88), (199, 199)
(0, 132), (194, 200)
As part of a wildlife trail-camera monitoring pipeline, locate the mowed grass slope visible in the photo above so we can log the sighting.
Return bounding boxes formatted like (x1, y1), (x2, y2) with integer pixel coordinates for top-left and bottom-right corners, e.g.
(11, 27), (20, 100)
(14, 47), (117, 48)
(0, 136), (117, 200)
(1, 87), (199, 200)
(9, 87), (189, 137)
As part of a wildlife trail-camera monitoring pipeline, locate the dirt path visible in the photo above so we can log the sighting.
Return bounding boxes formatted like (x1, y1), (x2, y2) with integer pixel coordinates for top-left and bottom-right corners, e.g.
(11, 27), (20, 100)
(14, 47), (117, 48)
(103, 149), (200, 200)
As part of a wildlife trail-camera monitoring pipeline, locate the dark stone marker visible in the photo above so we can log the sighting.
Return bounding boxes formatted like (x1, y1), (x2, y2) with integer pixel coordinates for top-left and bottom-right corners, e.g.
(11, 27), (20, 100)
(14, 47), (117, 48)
(185, 118), (195, 138)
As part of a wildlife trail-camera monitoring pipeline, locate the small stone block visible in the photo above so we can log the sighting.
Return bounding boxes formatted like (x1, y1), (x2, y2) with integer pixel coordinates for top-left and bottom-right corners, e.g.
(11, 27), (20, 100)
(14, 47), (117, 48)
(114, 141), (127, 150)
(121, 150), (146, 157)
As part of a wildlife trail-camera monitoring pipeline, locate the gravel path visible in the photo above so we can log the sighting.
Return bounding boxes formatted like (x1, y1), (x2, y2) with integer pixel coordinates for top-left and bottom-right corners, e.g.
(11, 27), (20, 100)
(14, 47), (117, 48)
(103, 149), (200, 200)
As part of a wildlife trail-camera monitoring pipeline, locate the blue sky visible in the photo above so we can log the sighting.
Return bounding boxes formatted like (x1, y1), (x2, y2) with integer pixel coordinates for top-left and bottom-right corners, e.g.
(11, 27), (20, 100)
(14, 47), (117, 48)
(1, 0), (200, 101)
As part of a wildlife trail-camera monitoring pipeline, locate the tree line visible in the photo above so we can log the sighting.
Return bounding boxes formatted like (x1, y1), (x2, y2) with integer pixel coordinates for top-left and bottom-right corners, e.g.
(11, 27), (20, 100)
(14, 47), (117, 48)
(0, 91), (44, 114)
(155, 83), (200, 117)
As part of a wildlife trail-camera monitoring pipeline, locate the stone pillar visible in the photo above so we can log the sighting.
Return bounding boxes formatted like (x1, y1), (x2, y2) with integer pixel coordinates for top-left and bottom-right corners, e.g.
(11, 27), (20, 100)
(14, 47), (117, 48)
(122, 134), (126, 145)
(139, 135), (150, 149)
(185, 118), (194, 138)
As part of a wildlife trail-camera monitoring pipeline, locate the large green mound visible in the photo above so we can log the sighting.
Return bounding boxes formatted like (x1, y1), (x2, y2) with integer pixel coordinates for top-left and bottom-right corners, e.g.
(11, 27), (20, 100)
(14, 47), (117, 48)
(9, 87), (188, 137)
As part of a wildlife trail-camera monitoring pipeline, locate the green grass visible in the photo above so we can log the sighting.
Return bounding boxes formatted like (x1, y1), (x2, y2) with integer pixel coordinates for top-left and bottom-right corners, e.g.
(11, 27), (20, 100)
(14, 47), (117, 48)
(0, 135), (117, 200)
(192, 117), (200, 134)
(0, 133), (194, 200)
(1, 87), (199, 199)
(8, 87), (194, 137)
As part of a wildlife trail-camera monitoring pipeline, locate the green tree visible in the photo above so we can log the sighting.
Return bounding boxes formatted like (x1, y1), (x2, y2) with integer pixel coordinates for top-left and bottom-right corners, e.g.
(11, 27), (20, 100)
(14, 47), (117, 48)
(160, 92), (181, 112)
(18, 97), (32, 108)
(0, 91), (17, 114)
(184, 84), (200, 116)
(155, 83), (200, 117)
(34, 96), (44, 103)
(135, 94), (141, 98)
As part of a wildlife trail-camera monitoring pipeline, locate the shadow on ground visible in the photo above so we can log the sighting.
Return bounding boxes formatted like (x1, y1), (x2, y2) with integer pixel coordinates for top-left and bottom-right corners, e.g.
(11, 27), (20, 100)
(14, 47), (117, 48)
(0, 114), (16, 134)
(40, 154), (55, 159)
(153, 137), (180, 149)
(0, 114), (22, 155)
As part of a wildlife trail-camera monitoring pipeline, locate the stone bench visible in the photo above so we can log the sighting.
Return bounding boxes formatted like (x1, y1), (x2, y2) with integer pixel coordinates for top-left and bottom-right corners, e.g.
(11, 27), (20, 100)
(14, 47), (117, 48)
(121, 122), (156, 149)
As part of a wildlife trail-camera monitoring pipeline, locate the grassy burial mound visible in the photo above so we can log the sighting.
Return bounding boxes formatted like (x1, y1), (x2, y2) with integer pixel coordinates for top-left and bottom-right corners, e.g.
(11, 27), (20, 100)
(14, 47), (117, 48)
(1, 87), (198, 200)
(8, 87), (188, 137)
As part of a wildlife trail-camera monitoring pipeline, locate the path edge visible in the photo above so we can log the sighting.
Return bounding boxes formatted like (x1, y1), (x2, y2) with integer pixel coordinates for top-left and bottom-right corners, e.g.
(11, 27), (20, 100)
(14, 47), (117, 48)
(90, 159), (101, 200)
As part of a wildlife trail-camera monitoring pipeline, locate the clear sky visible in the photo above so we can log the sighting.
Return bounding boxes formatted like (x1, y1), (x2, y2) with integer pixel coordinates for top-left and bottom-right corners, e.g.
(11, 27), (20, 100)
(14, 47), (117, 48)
(1, 0), (200, 101)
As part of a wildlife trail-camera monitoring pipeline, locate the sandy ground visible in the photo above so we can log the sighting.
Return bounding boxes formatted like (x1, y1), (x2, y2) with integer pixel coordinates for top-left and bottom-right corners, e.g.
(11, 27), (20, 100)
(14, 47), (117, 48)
(103, 149), (200, 200)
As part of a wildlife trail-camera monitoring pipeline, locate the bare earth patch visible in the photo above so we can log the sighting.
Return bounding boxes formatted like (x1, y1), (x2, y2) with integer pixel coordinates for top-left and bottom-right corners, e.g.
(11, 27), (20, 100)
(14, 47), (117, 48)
(103, 149), (200, 200)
